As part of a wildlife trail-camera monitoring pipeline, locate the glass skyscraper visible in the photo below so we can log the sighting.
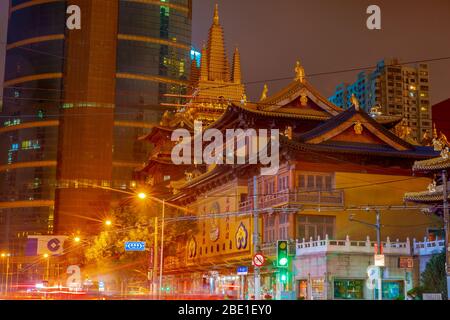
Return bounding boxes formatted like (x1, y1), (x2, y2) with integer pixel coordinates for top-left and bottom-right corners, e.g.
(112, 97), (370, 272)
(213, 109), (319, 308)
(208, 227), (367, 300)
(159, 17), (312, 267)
(0, 0), (192, 253)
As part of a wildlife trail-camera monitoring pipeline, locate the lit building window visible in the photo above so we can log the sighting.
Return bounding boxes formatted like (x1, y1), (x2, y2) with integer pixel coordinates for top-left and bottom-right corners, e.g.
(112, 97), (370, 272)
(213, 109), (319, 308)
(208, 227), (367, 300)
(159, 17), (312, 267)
(21, 140), (40, 150)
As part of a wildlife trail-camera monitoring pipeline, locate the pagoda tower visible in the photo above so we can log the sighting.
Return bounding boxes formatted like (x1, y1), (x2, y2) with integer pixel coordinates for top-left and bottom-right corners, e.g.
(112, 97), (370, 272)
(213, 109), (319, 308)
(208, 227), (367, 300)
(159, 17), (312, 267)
(187, 4), (246, 124)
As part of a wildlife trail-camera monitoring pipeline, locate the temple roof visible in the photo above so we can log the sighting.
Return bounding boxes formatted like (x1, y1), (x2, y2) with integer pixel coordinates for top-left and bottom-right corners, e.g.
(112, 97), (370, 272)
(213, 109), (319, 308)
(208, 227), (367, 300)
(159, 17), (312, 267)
(260, 80), (342, 115)
(282, 137), (436, 159)
(298, 106), (414, 151)
(404, 186), (448, 203)
(412, 155), (450, 172)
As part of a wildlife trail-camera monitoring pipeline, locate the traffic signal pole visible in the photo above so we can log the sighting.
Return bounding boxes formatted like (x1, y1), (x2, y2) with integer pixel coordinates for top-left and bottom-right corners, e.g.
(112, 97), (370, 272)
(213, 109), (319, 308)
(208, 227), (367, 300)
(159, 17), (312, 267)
(253, 176), (261, 300)
(376, 210), (382, 301)
(442, 170), (450, 300)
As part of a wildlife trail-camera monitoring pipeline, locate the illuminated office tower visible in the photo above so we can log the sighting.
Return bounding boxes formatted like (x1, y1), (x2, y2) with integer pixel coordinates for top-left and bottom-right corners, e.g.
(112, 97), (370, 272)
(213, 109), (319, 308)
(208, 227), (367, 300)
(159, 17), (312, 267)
(329, 58), (431, 140)
(0, 0), (192, 253)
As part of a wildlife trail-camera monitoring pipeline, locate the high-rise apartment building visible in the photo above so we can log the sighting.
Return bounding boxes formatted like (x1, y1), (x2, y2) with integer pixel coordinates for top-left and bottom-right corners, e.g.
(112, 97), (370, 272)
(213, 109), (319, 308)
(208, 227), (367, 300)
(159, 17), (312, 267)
(0, 0), (192, 253)
(329, 59), (432, 140)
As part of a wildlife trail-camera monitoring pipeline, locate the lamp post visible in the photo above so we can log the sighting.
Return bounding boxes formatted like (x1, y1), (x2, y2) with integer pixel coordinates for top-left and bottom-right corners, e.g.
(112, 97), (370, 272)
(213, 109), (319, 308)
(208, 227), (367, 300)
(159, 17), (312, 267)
(1, 253), (11, 296)
(43, 253), (50, 282)
(158, 200), (165, 299)
(442, 169), (450, 300)
(73, 183), (190, 298)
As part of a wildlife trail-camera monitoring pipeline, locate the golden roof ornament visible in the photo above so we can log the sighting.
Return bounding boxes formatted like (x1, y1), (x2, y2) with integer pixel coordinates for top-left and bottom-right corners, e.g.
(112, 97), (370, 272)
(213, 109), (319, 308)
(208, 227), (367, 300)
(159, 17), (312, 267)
(353, 120), (363, 135)
(369, 104), (382, 117)
(433, 131), (450, 152)
(421, 130), (433, 146)
(441, 147), (449, 159)
(240, 93), (247, 105)
(427, 180), (437, 193)
(295, 60), (305, 83)
(283, 126), (293, 140)
(350, 94), (360, 111)
(299, 87), (308, 106)
(260, 84), (268, 101)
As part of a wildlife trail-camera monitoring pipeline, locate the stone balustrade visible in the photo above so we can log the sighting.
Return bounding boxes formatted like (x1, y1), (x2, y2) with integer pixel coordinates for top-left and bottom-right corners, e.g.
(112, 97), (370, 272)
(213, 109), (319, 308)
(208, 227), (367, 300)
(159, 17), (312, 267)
(295, 235), (411, 256)
(412, 237), (445, 256)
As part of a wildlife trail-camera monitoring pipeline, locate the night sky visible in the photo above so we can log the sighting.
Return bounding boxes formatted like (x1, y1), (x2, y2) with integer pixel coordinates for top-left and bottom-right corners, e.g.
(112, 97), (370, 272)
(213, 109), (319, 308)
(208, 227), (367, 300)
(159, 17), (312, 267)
(192, 0), (450, 105)
(1, 0), (449, 104)
(0, 0), (7, 99)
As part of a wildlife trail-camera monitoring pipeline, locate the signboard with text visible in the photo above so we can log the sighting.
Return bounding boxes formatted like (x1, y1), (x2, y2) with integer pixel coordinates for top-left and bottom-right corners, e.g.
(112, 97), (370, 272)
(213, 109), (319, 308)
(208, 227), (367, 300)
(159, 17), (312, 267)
(237, 266), (248, 275)
(398, 256), (413, 268)
(374, 254), (385, 267)
(125, 241), (146, 252)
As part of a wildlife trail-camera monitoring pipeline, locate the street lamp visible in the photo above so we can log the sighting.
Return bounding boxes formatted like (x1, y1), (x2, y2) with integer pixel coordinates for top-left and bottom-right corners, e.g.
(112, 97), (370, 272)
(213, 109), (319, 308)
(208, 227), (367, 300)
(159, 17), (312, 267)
(138, 192), (147, 200)
(43, 254), (50, 282)
(1, 253), (11, 296)
(105, 219), (112, 227)
(74, 236), (81, 243)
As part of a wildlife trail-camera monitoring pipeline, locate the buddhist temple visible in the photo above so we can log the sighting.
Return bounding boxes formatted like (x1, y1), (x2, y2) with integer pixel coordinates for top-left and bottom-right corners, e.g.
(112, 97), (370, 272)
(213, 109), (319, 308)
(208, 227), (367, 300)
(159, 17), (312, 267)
(136, 48), (439, 294)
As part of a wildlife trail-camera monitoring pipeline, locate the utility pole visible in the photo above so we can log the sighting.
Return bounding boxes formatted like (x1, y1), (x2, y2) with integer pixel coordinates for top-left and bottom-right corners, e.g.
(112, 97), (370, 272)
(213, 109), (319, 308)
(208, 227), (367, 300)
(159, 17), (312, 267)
(152, 216), (158, 298)
(253, 176), (261, 300)
(349, 209), (383, 300)
(5, 254), (10, 296)
(158, 200), (165, 299)
(442, 169), (450, 300)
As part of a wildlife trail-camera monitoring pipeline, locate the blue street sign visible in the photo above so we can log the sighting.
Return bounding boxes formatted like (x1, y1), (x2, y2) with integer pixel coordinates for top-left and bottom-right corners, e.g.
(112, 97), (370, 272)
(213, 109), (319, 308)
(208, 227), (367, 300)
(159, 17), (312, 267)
(125, 241), (146, 252)
(237, 266), (248, 275)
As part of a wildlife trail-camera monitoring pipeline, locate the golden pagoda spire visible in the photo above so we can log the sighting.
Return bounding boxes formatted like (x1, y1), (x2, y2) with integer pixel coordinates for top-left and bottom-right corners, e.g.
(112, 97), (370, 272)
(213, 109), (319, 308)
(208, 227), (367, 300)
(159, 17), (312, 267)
(213, 3), (219, 25)
(199, 44), (208, 81)
(232, 47), (242, 84)
(207, 4), (229, 82)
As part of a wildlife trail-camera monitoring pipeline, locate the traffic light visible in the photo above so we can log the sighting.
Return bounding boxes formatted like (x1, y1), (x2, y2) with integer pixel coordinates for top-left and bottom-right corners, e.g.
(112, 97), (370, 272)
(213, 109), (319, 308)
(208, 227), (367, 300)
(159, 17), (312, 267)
(277, 240), (288, 268)
(280, 270), (288, 283)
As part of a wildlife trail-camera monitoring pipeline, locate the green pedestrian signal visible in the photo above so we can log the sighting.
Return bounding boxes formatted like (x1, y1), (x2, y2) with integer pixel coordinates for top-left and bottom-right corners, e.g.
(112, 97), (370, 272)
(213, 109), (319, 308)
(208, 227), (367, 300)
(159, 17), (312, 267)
(277, 240), (288, 268)
(280, 270), (288, 283)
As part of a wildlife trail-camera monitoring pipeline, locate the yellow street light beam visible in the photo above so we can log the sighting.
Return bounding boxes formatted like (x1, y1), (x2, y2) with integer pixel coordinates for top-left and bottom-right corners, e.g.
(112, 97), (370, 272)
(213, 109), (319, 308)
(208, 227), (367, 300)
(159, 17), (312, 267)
(138, 192), (147, 200)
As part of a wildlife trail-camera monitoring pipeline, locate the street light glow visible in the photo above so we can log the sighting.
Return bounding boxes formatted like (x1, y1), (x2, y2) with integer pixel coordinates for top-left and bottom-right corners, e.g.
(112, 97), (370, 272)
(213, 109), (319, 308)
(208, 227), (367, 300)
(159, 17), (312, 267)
(105, 219), (112, 226)
(137, 192), (147, 200)
(43, 253), (49, 258)
(74, 236), (81, 243)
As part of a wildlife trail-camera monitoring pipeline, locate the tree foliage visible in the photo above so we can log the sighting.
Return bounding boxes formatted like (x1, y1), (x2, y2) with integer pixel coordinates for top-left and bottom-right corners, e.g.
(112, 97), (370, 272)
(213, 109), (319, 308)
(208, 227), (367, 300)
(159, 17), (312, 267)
(85, 199), (197, 279)
(420, 249), (447, 298)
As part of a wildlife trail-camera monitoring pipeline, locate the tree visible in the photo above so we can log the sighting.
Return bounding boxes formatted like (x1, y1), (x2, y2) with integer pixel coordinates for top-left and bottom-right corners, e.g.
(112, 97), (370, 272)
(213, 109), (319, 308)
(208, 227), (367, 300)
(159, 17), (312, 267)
(85, 198), (197, 283)
(421, 249), (447, 298)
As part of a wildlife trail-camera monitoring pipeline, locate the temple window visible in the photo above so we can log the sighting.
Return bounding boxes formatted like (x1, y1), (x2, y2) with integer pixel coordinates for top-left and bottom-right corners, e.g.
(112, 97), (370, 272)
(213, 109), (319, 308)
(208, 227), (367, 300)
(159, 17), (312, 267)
(296, 215), (335, 240)
(297, 172), (334, 191)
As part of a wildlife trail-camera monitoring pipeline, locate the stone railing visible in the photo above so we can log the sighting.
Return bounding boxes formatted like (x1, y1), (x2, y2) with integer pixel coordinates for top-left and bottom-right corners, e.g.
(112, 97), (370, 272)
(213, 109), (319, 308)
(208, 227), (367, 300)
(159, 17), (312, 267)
(296, 235), (411, 256)
(413, 238), (445, 256)
(239, 189), (344, 212)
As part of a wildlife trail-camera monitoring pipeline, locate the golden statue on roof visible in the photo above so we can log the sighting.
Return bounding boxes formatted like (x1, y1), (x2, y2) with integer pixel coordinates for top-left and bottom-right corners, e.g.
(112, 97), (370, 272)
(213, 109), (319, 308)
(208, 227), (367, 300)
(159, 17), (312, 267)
(241, 93), (247, 105)
(260, 84), (268, 101)
(350, 94), (360, 111)
(295, 60), (305, 83)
